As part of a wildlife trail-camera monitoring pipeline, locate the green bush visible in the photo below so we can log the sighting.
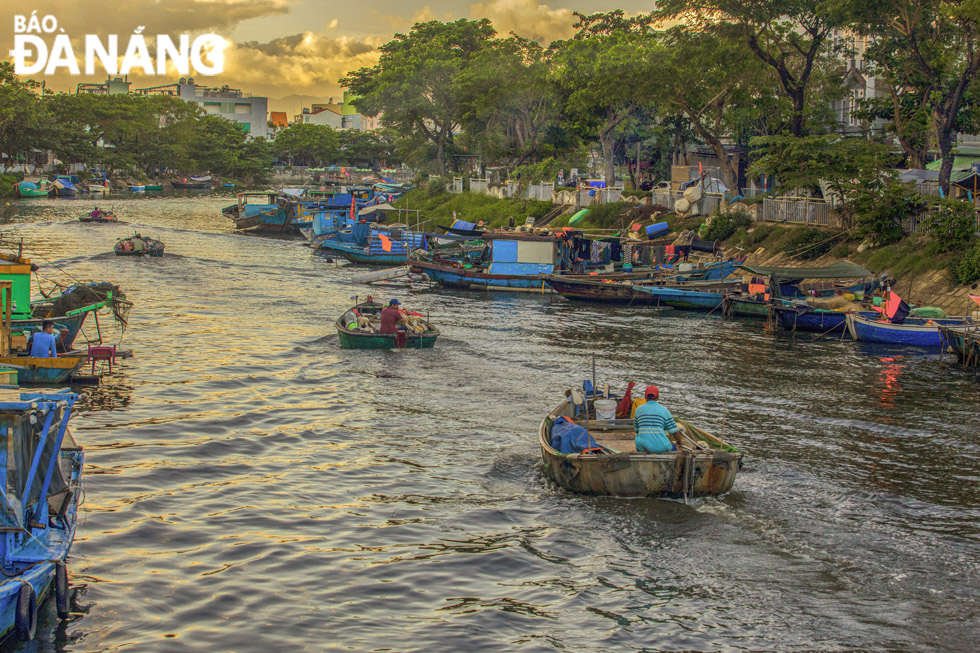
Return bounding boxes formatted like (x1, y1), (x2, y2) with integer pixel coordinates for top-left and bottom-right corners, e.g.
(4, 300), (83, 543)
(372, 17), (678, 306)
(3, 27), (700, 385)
(786, 228), (837, 260)
(700, 210), (752, 242)
(0, 173), (25, 199)
(955, 240), (980, 284)
(742, 223), (775, 248)
(622, 189), (652, 199)
(852, 181), (924, 246)
(927, 198), (977, 253)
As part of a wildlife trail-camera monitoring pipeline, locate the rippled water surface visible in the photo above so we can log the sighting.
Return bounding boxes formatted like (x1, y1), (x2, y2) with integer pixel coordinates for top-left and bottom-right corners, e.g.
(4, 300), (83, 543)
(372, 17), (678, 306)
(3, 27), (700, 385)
(2, 195), (979, 651)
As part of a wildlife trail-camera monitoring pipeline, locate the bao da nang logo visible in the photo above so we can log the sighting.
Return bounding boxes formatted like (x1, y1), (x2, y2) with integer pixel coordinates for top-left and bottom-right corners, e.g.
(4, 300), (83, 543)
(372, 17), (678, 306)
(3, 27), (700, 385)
(9, 12), (225, 75)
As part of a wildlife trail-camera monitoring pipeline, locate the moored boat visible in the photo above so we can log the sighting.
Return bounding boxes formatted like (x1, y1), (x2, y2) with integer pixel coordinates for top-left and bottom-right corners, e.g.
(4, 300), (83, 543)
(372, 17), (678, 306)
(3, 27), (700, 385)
(845, 312), (974, 347)
(539, 396), (742, 498)
(14, 181), (51, 198)
(0, 389), (84, 642)
(172, 181), (210, 190)
(0, 355), (86, 384)
(336, 300), (439, 349)
(939, 324), (980, 369)
(128, 185), (145, 192)
(143, 184), (164, 191)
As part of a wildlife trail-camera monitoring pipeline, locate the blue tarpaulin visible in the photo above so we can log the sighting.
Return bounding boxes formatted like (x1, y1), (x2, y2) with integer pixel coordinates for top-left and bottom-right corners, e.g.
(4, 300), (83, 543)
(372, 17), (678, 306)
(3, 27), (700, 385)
(550, 417), (599, 454)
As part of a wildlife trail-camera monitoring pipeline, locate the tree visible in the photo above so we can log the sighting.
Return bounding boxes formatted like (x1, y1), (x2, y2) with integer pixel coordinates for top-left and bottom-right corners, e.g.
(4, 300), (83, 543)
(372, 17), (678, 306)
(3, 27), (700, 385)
(650, 27), (771, 189)
(749, 134), (899, 224)
(341, 19), (497, 174)
(550, 11), (656, 186)
(656, 0), (853, 137)
(853, 0), (980, 193)
(0, 63), (48, 162)
(273, 124), (340, 167)
(457, 35), (558, 166)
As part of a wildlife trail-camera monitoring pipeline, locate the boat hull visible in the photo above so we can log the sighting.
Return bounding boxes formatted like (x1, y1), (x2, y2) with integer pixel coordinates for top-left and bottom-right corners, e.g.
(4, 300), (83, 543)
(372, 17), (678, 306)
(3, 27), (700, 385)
(846, 313), (972, 347)
(320, 240), (408, 266)
(538, 404), (741, 498)
(0, 355), (86, 384)
(171, 182), (210, 189)
(415, 261), (547, 291)
(776, 307), (879, 333)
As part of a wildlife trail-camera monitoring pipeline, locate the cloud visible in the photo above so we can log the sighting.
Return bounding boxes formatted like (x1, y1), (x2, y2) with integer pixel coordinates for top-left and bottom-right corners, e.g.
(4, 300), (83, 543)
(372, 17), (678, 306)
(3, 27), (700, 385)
(468, 0), (577, 43)
(225, 32), (382, 97)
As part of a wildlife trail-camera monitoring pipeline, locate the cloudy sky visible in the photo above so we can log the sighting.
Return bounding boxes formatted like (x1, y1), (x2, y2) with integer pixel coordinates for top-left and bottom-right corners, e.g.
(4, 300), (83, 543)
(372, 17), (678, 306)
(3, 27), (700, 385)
(4, 0), (650, 114)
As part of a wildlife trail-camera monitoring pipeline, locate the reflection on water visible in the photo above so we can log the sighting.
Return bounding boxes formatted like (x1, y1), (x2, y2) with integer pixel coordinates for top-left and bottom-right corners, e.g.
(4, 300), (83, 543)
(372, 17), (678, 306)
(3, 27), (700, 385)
(2, 196), (979, 651)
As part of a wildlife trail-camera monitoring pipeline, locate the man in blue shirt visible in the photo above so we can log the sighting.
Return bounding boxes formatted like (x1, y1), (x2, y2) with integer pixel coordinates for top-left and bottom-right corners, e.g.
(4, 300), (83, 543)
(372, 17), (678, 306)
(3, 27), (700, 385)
(29, 320), (58, 358)
(634, 385), (679, 453)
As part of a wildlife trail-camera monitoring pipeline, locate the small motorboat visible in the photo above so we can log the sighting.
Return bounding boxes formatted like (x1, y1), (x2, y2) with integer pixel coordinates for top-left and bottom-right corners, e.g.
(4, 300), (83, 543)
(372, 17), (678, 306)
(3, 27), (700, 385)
(336, 299), (439, 349)
(143, 184), (164, 191)
(78, 208), (117, 223)
(14, 181), (52, 198)
(538, 390), (742, 499)
(114, 234), (165, 257)
(88, 184), (109, 194)
(128, 185), (145, 192)
(222, 182), (236, 188)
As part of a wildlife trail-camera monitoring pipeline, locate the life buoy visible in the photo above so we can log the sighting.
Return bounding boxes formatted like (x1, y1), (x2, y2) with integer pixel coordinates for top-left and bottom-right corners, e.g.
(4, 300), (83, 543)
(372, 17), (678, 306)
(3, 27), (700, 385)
(14, 582), (37, 640)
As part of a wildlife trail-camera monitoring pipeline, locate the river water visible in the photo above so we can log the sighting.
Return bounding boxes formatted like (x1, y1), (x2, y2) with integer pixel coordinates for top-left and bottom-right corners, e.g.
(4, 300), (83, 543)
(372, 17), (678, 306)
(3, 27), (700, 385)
(2, 195), (979, 651)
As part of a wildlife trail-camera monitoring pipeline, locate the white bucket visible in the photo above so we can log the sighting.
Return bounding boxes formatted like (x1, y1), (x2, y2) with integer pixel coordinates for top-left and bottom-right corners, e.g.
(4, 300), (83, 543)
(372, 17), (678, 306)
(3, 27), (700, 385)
(594, 399), (617, 420)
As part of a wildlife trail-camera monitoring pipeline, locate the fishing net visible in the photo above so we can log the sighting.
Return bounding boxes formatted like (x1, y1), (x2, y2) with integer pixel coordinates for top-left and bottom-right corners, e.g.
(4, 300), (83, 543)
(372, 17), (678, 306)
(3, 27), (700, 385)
(47, 282), (132, 332)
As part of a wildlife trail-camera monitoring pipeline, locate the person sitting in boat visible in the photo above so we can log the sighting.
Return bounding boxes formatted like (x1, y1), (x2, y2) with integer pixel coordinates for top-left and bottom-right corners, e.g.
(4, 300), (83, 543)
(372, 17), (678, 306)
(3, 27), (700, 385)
(132, 234), (145, 253)
(633, 385), (678, 453)
(29, 320), (58, 358)
(379, 299), (407, 334)
(91, 207), (101, 219)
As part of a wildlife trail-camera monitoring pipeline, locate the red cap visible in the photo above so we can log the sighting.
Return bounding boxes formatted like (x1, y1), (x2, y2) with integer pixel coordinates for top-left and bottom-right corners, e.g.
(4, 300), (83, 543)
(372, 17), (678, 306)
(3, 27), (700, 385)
(645, 385), (659, 400)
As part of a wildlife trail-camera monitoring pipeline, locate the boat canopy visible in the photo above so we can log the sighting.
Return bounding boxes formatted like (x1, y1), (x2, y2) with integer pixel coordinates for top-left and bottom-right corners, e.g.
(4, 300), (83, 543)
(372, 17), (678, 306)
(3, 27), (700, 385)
(359, 203), (396, 216)
(190, 175), (212, 182)
(0, 390), (78, 530)
(737, 260), (872, 281)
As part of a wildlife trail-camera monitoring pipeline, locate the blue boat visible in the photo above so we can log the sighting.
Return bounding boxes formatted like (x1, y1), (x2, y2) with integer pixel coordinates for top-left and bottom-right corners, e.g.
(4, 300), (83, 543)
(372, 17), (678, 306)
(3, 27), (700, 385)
(0, 390), (83, 643)
(845, 313), (975, 347)
(318, 225), (426, 266)
(415, 234), (560, 291)
(775, 305), (879, 333)
(631, 284), (728, 310)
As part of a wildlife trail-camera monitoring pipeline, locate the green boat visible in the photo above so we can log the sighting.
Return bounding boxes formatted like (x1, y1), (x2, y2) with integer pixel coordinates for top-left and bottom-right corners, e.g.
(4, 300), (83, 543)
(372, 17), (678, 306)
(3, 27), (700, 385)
(336, 300), (439, 350)
(722, 294), (772, 319)
(143, 185), (164, 191)
(14, 182), (51, 198)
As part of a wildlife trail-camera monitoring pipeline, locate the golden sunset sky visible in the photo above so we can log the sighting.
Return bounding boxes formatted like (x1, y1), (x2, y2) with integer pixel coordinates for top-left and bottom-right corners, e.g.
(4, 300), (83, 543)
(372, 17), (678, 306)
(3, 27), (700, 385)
(3, 0), (650, 115)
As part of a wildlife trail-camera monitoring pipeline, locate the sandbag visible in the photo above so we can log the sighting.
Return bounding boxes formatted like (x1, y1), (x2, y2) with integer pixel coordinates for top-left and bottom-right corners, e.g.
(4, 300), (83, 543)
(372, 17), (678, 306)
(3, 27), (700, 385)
(683, 186), (703, 203)
(674, 198), (691, 213)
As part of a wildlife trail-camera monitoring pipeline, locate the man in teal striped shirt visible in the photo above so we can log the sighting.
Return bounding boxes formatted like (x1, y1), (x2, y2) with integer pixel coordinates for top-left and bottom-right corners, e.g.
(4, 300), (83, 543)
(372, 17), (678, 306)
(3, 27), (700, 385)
(634, 385), (679, 453)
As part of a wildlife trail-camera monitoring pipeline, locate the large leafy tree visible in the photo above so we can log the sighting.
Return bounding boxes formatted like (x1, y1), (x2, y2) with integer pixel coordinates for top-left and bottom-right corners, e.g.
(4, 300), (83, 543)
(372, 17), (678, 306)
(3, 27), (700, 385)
(341, 19), (497, 175)
(650, 27), (773, 189)
(853, 0), (980, 192)
(457, 35), (558, 166)
(550, 11), (656, 186)
(274, 123), (341, 167)
(0, 63), (48, 162)
(656, 0), (853, 137)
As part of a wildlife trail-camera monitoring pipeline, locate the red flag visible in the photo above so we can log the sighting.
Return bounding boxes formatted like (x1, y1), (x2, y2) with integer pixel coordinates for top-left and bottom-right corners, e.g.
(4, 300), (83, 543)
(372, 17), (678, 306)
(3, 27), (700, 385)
(349, 196), (356, 223)
(378, 233), (392, 252)
(698, 161), (703, 175)
(970, 294), (980, 308)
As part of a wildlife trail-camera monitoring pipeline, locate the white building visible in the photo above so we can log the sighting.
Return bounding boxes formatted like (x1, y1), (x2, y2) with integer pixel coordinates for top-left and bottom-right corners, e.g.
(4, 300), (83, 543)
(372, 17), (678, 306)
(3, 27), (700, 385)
(294, 105), (343, 128)
(136, 79), (269, 139)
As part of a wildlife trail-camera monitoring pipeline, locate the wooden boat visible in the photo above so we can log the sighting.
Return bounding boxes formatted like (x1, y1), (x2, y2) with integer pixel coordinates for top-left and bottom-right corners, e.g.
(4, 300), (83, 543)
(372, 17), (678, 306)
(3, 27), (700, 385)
(143, 184), (164, 191)
(846, 313), (974, 347)
(0, 355), (86, 384)
(336, 300), (439, 349)
(774, 304), (878, 333)
(539, 398), (742, 498)
(222, 182), (236, 188)
(87, 184), (109, 194)
(0, 389), (83, 642)
(171, 181), (210, 190)
(78, 208), (117, 223)
(546, 276), (740, 306)
(114, 235), (165, 257)
(939, 324), (980, 369)
(14, 182), (51, 198)
(128, 185), (145, 192)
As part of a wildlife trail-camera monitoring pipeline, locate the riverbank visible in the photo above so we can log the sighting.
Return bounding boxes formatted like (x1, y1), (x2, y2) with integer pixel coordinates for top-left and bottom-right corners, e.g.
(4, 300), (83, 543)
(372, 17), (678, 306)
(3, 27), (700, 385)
(399, 188), (980, 314)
